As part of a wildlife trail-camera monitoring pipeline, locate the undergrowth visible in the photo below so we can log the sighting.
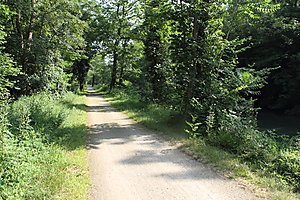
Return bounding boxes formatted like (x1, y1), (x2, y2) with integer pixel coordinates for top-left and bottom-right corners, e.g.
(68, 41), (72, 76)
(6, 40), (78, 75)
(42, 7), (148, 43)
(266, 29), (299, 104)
(101, 86), (300, 200)
(0, 92), (89, 199)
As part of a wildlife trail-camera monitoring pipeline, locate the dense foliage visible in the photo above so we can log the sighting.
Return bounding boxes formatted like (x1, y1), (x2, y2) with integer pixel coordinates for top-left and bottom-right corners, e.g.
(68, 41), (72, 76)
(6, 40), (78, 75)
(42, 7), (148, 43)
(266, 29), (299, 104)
(0, 0), (299, 197)
(0, 0), (90, 96)
(226, 0), (300, 113)
(0, 93), (88, 199)
(88, 0), (300, 193)
(0, 1), (90, 198)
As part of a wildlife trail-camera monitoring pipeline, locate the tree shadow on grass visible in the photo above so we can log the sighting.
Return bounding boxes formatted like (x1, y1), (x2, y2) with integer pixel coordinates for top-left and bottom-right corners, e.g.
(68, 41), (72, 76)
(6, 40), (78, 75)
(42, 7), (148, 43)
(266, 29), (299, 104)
(46, 124), (87, 151)
(60, 100), (87, 112)
(105, 99), (187, 140)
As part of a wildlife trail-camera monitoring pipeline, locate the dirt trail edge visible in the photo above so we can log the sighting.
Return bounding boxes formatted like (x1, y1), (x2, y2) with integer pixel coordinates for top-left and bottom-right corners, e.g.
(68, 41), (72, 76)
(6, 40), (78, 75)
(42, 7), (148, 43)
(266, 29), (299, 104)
(87, 87), (257, 200)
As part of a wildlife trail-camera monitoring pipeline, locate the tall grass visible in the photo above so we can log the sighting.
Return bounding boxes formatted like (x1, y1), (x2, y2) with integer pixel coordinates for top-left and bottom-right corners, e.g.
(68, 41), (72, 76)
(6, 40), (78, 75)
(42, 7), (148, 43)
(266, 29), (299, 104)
(0, 92), (89, 199)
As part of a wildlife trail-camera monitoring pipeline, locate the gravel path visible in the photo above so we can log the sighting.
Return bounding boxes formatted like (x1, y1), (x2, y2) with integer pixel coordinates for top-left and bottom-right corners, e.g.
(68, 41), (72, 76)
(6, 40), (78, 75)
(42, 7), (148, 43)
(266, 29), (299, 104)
(87, 88), (257, 200)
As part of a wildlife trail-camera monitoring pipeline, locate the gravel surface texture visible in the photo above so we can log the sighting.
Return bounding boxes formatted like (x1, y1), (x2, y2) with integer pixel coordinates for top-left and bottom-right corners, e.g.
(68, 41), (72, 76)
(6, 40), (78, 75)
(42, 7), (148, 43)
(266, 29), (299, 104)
(87, 88), (257, 200)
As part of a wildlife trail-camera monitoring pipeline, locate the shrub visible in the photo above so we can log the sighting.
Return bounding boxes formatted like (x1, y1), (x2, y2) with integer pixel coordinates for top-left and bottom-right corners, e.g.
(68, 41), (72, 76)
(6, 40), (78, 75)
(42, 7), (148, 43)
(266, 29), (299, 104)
(0, 92), (80, 199)
(9, 93), (67, 133)
(187, 100), (299, 191)
(0, 104), (45, 199)
(272, 147), (300, 192)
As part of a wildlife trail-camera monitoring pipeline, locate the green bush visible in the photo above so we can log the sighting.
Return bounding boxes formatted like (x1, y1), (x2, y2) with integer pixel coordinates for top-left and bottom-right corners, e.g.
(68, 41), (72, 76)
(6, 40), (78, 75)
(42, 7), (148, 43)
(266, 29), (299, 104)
(0, 92), (84, 199)
(0, 102), (46, 199)
(202, 109), (276, 162)
(272, 148), (300, 192)
(9, 93), (67, 132)
(187, 101), (300, 191)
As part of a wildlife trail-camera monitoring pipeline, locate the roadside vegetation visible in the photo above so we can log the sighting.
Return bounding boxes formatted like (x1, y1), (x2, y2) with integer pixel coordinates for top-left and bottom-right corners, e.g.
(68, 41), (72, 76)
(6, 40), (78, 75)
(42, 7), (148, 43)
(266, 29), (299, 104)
(88, 1), (300, 199)
(89, 1), (299, 199)
(0, 1), (91, 199)
(100, 87), (300, 200)
(0, 92), (89, 199)
(98, 88), (185, 139)
(1, 0), (299, 199)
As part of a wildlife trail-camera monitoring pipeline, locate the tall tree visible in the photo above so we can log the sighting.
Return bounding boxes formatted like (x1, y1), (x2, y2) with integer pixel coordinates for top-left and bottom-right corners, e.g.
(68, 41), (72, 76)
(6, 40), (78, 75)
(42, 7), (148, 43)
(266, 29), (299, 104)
(168, 0), (210, 115)
(2, 0), (87, 96)
(142, 0), (169, 102)
(98, 0), (141, 91)
(0, 3), (20, 98)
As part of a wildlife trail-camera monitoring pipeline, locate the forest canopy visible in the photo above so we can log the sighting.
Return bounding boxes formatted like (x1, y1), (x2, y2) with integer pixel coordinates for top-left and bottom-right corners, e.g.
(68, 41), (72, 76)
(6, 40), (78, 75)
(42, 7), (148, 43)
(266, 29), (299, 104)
(0, 0), (298, 113)
(0, 0), (300, 197)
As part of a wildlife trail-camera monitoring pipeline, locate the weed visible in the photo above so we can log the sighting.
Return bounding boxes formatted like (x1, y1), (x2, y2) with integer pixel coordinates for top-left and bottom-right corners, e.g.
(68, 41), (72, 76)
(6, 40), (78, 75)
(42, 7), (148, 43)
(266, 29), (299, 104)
(103, 87), (300, 200)
(0, 92), (89, 199)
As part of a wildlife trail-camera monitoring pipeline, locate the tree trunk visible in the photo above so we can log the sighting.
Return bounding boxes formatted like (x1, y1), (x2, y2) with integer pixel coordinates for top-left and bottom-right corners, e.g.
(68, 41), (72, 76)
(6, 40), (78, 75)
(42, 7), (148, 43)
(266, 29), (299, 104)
(16, 0), (36, 73)
(80, 82), (84, 91)
(109, 4), (121, 92)
(27, 0), (36, 47)
(92, 75), (95, 87)
(118, 63), (124, 86)
(118, 39), (128, 86)
(16, 11), (24, 49)
(110, 47), (118, 91)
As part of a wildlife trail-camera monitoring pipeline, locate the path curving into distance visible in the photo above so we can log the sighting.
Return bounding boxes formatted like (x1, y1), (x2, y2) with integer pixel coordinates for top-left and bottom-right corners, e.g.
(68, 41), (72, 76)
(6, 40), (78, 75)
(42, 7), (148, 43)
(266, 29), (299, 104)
(87, 87), (257, 200)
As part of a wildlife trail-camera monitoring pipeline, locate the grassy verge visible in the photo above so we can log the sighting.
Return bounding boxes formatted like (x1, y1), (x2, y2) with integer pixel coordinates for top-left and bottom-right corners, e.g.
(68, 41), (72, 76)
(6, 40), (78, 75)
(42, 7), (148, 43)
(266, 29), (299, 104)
(101, 88), (300, 200)
(48, 93), (89, 199)
(0, 92), (89, 199)
(101, 88), (187, 140)
(183, 139), (299, 200)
